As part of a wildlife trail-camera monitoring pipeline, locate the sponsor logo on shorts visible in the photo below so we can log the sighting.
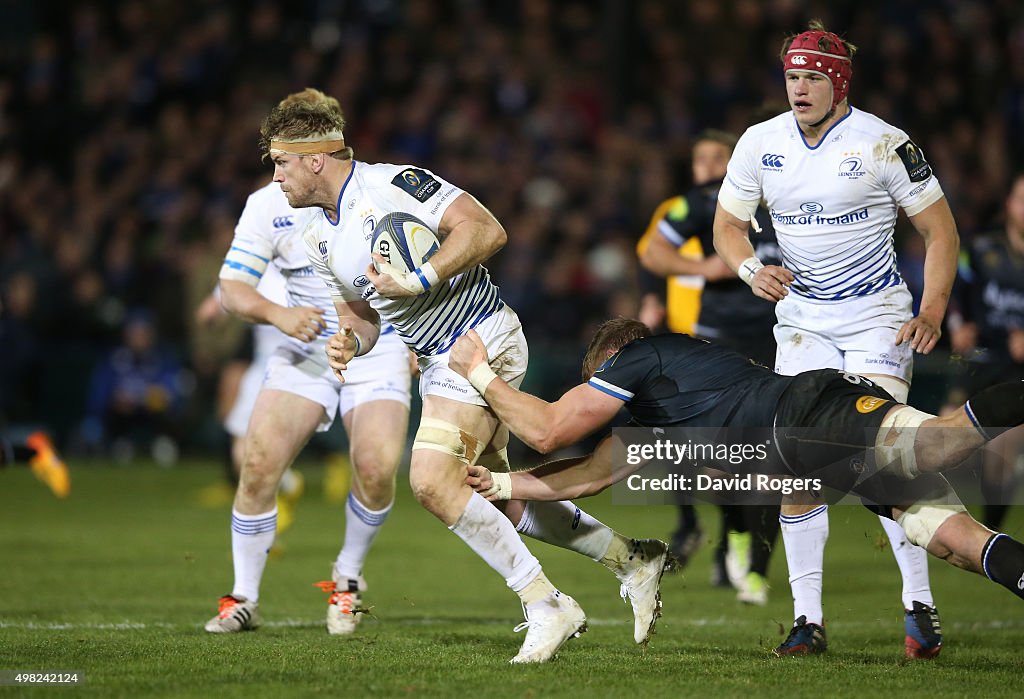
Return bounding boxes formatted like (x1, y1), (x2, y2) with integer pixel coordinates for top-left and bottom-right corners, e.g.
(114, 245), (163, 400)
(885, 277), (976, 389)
(430, 378), (469, 394)
(855, 396), (890, 414)
(863, 356), (902, 369)
(1018, 571), (1024, 590)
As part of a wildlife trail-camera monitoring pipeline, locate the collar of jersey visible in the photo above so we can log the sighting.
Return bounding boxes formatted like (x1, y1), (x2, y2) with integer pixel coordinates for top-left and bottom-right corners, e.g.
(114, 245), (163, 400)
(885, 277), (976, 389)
(323, 161), (358, 227)
(794, 106), (854, 151)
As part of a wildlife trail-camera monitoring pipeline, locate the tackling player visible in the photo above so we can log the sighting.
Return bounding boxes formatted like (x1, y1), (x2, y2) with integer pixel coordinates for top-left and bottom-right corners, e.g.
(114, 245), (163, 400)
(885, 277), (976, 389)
(261, 96), (671, 664)
(449, 319), (1024, 638)
(713, 20), (959, 658)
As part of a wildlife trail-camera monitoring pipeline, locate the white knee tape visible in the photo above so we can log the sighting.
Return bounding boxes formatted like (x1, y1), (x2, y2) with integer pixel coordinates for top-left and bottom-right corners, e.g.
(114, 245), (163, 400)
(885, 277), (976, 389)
(412, 417), (482, 465)
(477, 447), (510, 474)
(896, 502), (966, 548)
(869, 374), (909, 403)
(875, 406), (932, 479)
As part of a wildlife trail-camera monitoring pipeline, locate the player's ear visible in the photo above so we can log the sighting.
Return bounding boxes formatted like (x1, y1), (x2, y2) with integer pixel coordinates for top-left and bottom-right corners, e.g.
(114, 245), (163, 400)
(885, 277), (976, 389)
(308, 153), (326, 174)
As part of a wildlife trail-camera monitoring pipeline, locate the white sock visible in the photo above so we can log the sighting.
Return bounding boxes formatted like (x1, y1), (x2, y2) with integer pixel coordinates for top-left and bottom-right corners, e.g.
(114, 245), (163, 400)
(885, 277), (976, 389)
(230, 507), (277, 603)
(333, 493), (392, 580)
(515, 501), (616, 561)
(450, 491), (542, 592)
(878, 514), (934, 608)
(780, 504), (829, 625)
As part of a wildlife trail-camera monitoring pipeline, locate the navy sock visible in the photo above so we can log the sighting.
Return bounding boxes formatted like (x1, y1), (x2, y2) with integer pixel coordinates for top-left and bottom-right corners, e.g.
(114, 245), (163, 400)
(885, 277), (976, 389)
(964, 381), (1024, 439)
(981, 533), (1024, 600)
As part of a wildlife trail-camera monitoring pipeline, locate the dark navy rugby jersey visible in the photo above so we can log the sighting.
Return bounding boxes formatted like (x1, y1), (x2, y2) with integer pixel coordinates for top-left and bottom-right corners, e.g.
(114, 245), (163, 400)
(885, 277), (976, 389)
(656, 180), (780, 342)
(587, 333), (792, 428)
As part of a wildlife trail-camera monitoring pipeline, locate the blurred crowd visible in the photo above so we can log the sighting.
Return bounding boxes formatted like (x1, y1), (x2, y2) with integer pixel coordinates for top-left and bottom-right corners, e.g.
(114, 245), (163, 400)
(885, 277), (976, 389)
(1, 0), (1023, 454)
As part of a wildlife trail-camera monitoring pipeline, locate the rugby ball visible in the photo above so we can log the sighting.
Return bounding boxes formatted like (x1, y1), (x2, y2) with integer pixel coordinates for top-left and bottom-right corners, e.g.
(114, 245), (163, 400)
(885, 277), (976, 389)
(371, 212), (440, 273)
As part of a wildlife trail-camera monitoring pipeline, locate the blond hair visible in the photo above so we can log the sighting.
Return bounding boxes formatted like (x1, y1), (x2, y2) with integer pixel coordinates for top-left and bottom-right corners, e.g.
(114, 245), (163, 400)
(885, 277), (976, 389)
(259, 90), (353, 161)
(581, 318), (652, 381)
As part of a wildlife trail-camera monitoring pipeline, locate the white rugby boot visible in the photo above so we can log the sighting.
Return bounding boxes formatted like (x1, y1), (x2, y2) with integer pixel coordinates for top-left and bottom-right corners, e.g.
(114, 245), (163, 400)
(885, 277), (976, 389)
(204, 594), (261, 633)
(510, 592), (587, 664)
(617, 538), (672, 644)
(316, 575), (367, 635)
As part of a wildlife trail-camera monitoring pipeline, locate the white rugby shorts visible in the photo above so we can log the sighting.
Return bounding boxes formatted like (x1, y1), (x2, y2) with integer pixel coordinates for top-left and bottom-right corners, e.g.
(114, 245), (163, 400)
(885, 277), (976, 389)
(774, 285), (914, 383)
(418, 306), (528, 406)
(256, 330), (411, 433)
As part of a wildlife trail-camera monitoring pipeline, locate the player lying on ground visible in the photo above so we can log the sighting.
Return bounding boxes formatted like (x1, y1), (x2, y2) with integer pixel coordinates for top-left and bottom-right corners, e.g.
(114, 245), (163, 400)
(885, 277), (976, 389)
(449, 319), (1024, 645)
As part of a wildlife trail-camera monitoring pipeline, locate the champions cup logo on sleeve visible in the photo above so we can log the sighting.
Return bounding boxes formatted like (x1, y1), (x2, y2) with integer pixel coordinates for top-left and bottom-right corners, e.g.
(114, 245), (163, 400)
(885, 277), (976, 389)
(895, 140), (932, 183)
(392, 168), (442, 202)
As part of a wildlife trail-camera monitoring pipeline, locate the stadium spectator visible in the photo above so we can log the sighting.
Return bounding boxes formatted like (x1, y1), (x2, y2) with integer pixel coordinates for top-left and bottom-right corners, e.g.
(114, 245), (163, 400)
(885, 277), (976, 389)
(80, 309), (187, 464)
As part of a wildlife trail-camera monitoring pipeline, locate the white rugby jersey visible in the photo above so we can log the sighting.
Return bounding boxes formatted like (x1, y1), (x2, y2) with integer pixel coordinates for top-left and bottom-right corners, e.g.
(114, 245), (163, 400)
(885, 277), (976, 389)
(720, 108), (945, 301)
(304, 162), (504, 356)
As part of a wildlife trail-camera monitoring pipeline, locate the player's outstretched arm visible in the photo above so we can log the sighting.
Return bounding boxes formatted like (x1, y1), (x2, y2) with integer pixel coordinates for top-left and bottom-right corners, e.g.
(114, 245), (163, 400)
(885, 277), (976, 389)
(897, 197), (959, 354)
(469, 434), (632, 502)
(449, 330), (623, 453)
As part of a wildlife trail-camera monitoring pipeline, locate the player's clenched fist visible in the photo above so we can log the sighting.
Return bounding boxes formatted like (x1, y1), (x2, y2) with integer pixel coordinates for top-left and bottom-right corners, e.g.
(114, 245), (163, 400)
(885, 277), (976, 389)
(270, 305), (326, 342)
(449, 329), (489, 379)
(325, 326), (358, 382)
(465, 464), (511, 501)
(751, 265), (794, 302)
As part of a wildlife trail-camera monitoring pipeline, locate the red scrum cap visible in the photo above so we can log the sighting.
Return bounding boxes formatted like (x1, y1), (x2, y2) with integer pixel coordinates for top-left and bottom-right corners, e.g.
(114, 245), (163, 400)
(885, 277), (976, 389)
(783, 30), (852, 110)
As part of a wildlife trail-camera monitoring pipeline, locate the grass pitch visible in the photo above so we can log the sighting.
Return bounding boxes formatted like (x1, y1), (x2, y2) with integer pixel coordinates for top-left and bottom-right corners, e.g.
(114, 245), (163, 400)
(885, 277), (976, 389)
(2, 461), (1023, 698)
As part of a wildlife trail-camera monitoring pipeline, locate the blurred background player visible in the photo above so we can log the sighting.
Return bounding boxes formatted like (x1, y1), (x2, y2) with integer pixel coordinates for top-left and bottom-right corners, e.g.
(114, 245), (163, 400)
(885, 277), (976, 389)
(714, 21), (959, 658)
(0, 431), (70, 498)
(204, 89), (412, 638)
(637, 129), (782, 605)
(947, 172), (1024, 530)
(195, 266), (305, 532)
